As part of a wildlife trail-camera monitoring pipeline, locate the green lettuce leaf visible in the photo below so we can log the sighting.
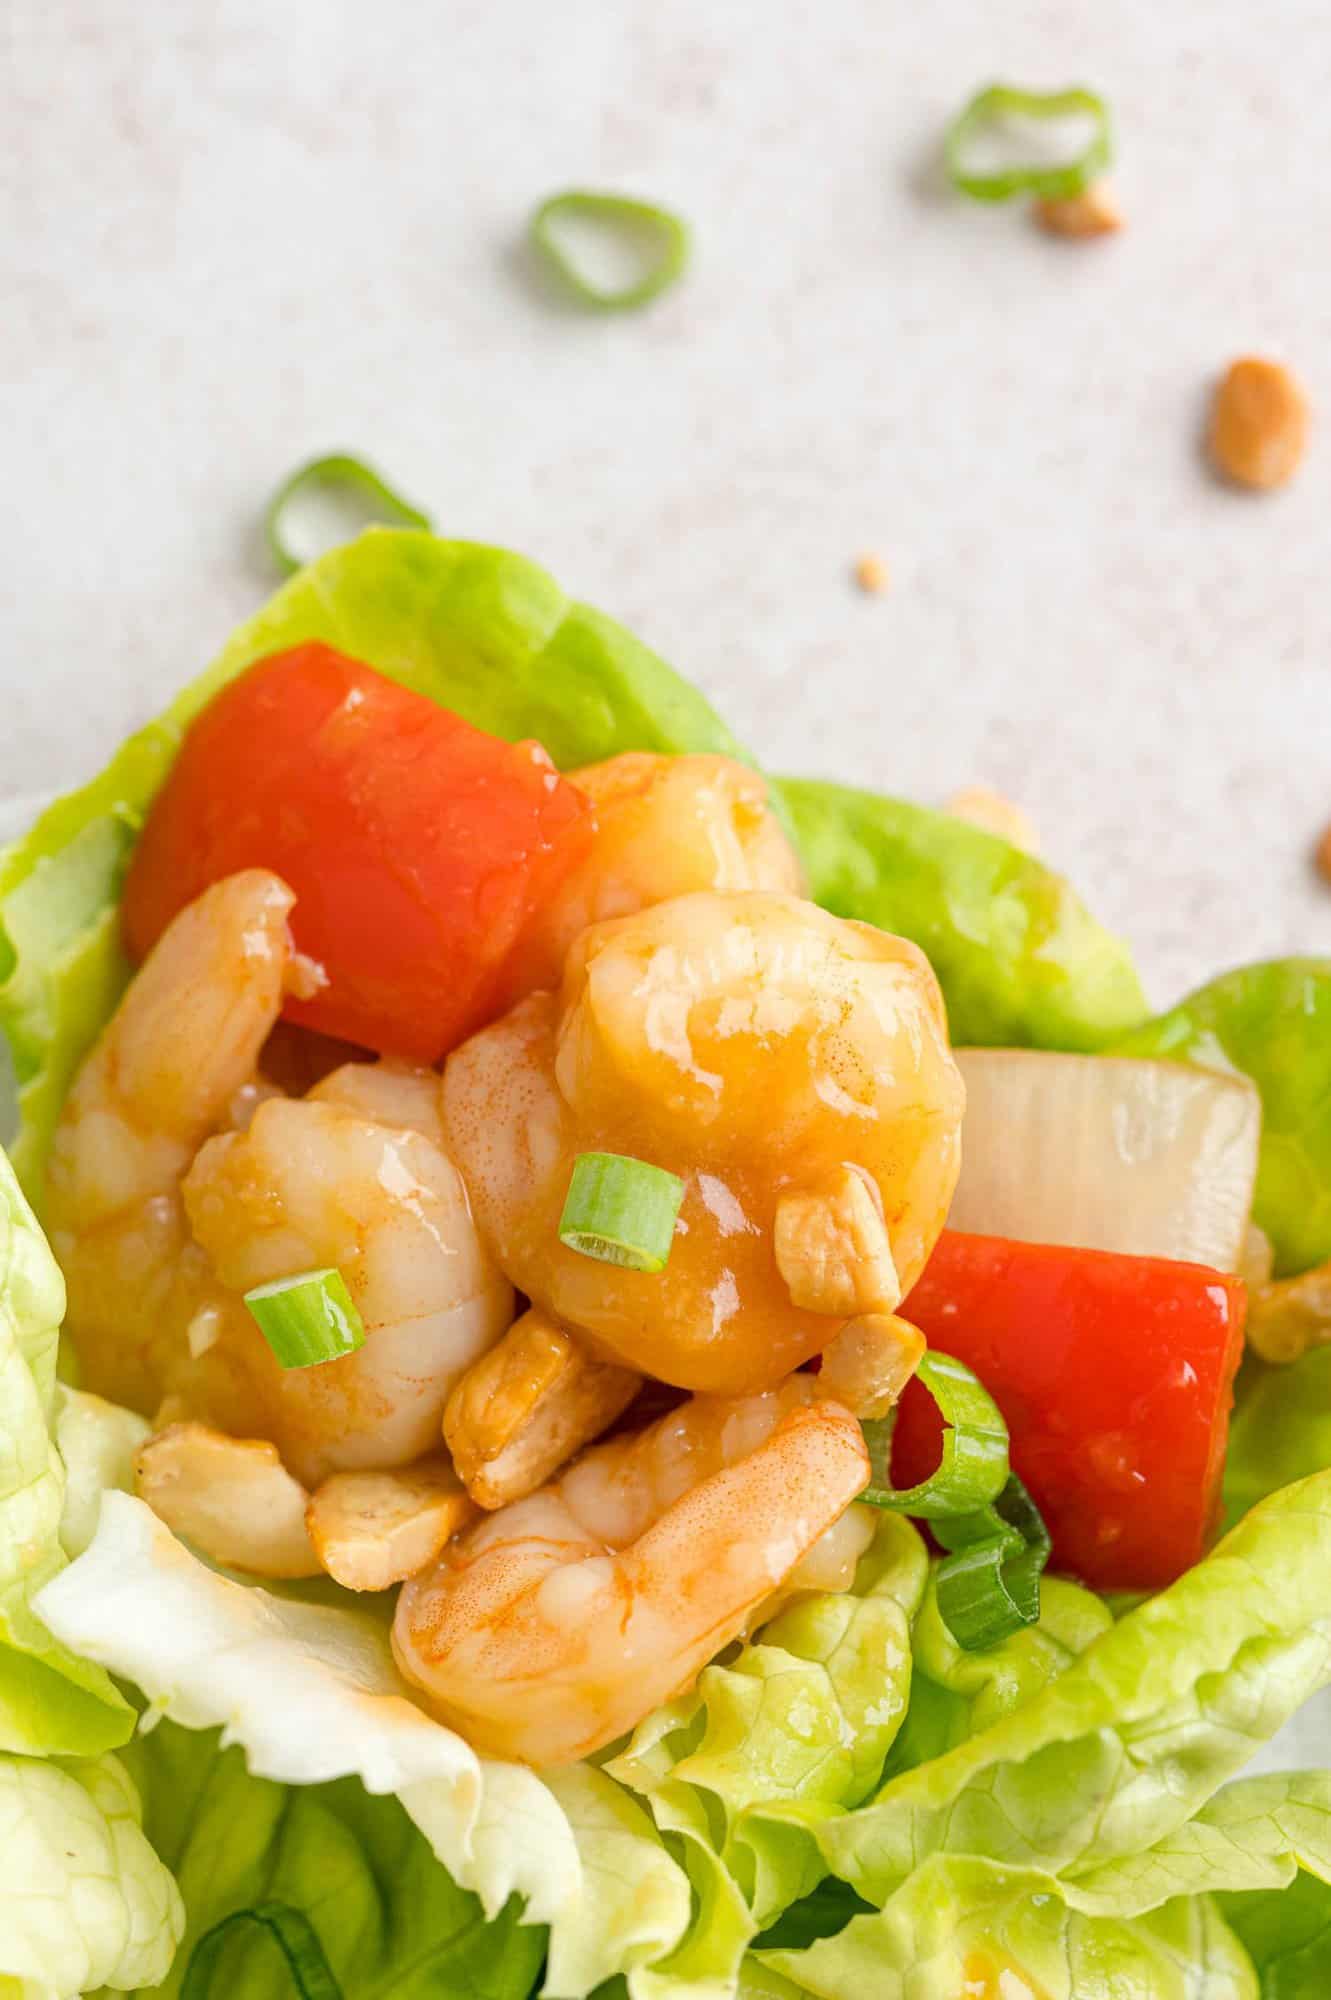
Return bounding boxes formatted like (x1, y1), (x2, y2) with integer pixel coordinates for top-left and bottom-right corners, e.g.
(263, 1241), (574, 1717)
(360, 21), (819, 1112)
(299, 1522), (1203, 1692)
(0, 529), (744, 1204)
(590, 1697), (762, 1999)
(1062, 1772), (1331, 1915)
(0, 1750), (182, 1998)
(759, 1856), (1259, 2000)
(774, 778), (1147, 1049)
(1225, 1352), (1331, 1526)
(0, 1142), (132, 1756)
(111, 1719), (543, 2000)
(1220, 1869), (1331, 1998)
(0, 527), (1151, 1210)
(606, 1514), (928, 1930)
(33, 1491), (760, 1999)
(880, 1571), (1113, 1780)
(53, 1387), (149, 1560)
(540, 1766), (691, 1999)
(819, 1471), (1331, 1905)
(33, 1492), (578, 1928)
(1114, 959), (1331, 1275)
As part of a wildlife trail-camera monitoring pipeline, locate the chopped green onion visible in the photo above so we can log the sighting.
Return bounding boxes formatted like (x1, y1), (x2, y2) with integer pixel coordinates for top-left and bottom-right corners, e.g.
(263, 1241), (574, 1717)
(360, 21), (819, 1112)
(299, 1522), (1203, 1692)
(244, 1268), (366, 1369)
(183, 1902), (343, 2000)
(559, 1152), (684, 1271)
(859, 1350), (1009, 1518)
(945, 84), (1112, 203)
(933, 1473), (1053, 1650)
(529, 190), (691, 312)
(264, 454), (431, 576)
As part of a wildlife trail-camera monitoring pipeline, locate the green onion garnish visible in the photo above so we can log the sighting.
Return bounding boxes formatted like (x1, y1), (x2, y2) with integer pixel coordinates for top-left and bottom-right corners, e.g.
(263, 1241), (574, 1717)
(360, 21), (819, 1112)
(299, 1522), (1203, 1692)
(558, 1152), (684, 1271)
(264, 454), (432, 576)
(244, 1268), (366, 1369)
(183, 1902), (342, 2000)
(858, 1350), (1009, 1519)
(529, 190), (691, 312)
(933, 1473), (1053, 1651)
(945, 84), (1112, 203)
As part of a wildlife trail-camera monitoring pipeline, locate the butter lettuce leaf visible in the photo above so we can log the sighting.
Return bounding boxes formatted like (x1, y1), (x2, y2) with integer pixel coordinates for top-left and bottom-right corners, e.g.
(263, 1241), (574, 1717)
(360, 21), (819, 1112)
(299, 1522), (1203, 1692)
(33, 1492), (754, 2000)
(820, 1471), (1331, 1905)
(1220, 1869), (1331, 1998)
(112, 1719), (543, 2000)
(0, 1750), (182, 1998)
(607, 1514), (928, 1931)
(54, 1386), (149, 1560)
(775, 778), (1147, 1050)
(1063, 1772), (1331, 1915)
(1225, 1351), (1331, 1526)
(33, 1492), (577, 1929)
(880, 1572), (1113, 1781)
(1114, 959), (1331, 1275)
(759, 1856), (1258, 2000)
(0, 1142), (133, 1756)
(0, 529), (744, 1203)
(1, 527), (1152, 1205)
(541, 1766), (691, 1999)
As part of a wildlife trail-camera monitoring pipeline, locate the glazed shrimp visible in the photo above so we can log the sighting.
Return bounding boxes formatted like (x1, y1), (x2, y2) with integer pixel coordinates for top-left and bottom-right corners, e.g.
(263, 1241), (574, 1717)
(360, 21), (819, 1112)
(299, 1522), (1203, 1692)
(180, 1089), (514, 1486)
(49, 873), (513, 1493)
(47, 870), (304, 1414)
(501, 753), (803, 999)
(444, 891), (964, 1395)
(393, 1377), (871, 1764)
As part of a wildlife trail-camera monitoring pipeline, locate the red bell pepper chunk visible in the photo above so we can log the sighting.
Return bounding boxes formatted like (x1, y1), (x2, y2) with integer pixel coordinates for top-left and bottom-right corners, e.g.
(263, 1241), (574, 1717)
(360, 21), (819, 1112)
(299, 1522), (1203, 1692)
(122, 644), (595, 1064)
(891, 1230), (1247, 1591)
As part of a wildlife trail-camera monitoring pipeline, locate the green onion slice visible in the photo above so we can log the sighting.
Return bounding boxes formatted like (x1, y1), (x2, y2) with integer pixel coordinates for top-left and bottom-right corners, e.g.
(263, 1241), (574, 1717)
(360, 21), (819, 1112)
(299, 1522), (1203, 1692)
(933, 1473), (1053, 1650)
(529, 190), (691, 312)
(859, 1350), (1010, 1519)
(244, 1268), (366, 1369)
(945, 84), (1112, 203)
(559, 1152), (684, 1271)
(264, 454), (431, 576)
(182, 1902), (343, 2000)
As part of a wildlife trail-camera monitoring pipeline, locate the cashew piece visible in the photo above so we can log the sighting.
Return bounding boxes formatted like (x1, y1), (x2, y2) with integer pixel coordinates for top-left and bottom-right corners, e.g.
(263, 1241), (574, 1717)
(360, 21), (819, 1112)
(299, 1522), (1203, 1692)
(307, 1457), (474, 1592)
(134, 1422), (319, 1578)
(444, 1307), (640, 1509)
(1248, 1258), (1331, 1365)
(774, 1168), (901, 1318)
(818, 1312), (925, 1418)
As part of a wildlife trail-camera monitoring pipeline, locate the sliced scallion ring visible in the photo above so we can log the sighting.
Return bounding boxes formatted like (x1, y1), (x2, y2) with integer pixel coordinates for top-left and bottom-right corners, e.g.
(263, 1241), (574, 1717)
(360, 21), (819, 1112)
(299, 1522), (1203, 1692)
(529, 190), (691, 312)
(859, 1350), (1010, 1518)
(244, 1268), (366, 1369)
(945, 84), (1112, 203)
(933, 1472), (1053, 1650)
(264, 454), (432, 576)
(559, 1151), (684, 1271)
(182, 1902), (342, 2000)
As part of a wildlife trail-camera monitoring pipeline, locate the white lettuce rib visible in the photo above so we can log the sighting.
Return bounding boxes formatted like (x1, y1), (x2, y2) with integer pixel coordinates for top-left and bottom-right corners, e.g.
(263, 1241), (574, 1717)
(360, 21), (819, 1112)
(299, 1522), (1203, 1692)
(34, 1491), (581, 1927)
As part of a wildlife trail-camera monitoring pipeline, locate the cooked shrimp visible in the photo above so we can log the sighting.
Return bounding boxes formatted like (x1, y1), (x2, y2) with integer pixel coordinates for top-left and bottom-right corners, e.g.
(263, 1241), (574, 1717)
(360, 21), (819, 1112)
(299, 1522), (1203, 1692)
(47, 870), (301, 1414)
(393, 1376), (870, 1763)
(444, 891), (964, 1395)
(49, 874), (513, 1492)
(307, 1058), (448, 1145)
(181, 1092), (514, 1485)
(501, 753), (803, 998)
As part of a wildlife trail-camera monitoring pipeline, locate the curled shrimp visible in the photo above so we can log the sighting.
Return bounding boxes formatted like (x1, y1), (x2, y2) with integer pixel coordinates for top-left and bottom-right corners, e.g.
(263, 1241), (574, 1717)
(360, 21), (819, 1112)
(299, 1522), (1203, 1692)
(502, 753), (803, 999)
(444, 890), (964, 1395)
(182, 1085), (513, 1485)
(50, 872), (513, 1491)
(47, 869), (303, 1415)
(393, 1376), (871, 1763)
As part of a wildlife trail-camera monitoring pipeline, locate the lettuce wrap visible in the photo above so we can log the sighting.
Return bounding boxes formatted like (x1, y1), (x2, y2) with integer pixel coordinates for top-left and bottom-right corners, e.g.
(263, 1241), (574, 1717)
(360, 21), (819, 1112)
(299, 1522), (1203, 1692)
(2, 526), (1330, 1999)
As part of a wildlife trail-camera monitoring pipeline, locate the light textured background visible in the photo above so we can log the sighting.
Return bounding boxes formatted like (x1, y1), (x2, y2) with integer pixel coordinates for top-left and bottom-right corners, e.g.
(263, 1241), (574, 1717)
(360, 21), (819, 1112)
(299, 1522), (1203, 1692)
(2, 0), (1330, 1765)
(4, 0), (1330, 1004)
